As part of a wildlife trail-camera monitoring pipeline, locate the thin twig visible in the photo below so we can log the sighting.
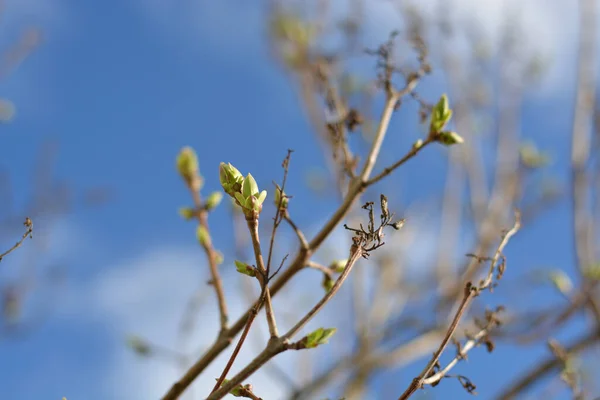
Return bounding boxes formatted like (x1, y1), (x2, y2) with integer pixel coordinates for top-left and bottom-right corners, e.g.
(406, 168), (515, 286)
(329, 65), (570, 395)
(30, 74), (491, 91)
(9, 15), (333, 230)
(494, 328), (600, 400)
(0, 217), (33, 263)
(284, 215), (308, 250)
(247, 216), (279, 338)
(398, 211), (521, 400)
(207, 244), (365, 400)
(161, 65), (425, 400)
(365, 137), (434, 186)
(210, 296), (263, 395)
(266, 150), (294, 276)
(570, 0), (600, 325)
(190, 190), (229, 333)
(305, 261), (335, 277)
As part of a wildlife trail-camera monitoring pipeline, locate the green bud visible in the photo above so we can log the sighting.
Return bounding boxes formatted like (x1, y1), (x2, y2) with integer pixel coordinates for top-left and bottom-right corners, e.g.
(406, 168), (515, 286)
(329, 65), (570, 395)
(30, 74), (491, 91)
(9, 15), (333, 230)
(205, 192), (223, 211)
(196, 225), (210, 247)
(329, 259), (348, 273)
(255, 190), (267, 210)
(274, 184), (288, 209)
(430, 94), (453, 133)
(214, 250), (224, 265)
(126, 335), (151, 356)
(219, 162), (243, 197)
(242, 174), (259, 198)
(217, 379), (243, 397)
(548, 270), (573, 296)
(304, 327), (337, 348)
(413, 139), (423, 150)
(437, 131), (464, 146)
(519, 142), (551, 168)
(234, 192), (246, 208)
(235, 260), (257, 277)
(583, 263), (600, 281)
(321, 273), (334, 292)
(177, 147), (201, 190)
(178, 207), (195, 221)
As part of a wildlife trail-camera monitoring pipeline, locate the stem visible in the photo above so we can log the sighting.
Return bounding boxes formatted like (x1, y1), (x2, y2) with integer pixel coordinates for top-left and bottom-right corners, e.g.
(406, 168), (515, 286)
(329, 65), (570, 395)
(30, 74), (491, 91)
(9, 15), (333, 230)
(207, 340), (287, 400)
(398, 285), (475, 400)
(309, 94), (401, 251)
(191, 191), (228, 332)
(161, 76), (418, 400)
(305, 261), (334, 277)
(494, 329), (600, 400)
(0, 218), (33, 263)
(247, 217), (279, 338)
(208, 244), (365, 400)
(284, 244), (363, 340)
(210, 305), (260, 395)
(398, 212), (521, 400)
(570, 0), (600, 324)
(365, 138), (434, 186)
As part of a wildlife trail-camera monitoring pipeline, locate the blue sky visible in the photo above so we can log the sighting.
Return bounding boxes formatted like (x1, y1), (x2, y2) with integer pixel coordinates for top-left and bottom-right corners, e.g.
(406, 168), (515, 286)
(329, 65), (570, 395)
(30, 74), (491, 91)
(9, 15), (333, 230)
(0, 0), (597, 399)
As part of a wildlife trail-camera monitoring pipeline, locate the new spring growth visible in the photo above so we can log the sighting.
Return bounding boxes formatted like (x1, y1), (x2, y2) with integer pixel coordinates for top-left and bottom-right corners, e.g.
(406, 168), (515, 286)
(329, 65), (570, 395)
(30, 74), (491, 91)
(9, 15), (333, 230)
(235, 174), (267, 217)
(519, 141), (551, 169)
(274, 184), (288, 209)
(429, 94), (464, 146)
(299, 327), (337, 349)
(177, 147), (203, 191)
(178, 207), (195, 221)
(126, 335), (151, 356)
(205, 192), (223, 211)
(322, 273), (334, 292)
(216, 379), (255, 398)
(329, 259), (348, 273)
(234, 260), (257, 278)
(219, 162), (244, 197)
(197, 225), (211, 247)
(429, 94), (452, 133)
(220, 163), (267, 217)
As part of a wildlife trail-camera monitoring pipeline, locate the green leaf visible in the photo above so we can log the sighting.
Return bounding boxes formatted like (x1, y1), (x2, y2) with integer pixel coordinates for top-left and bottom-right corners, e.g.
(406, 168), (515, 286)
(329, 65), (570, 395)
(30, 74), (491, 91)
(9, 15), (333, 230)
(234, 192), (246, 207)
(217, 379), (243, 397)
(437, 131), (464, 146)
(305, 327), (337, 348)
(235, 260), (257, 277)
(256, 190), (267, 207)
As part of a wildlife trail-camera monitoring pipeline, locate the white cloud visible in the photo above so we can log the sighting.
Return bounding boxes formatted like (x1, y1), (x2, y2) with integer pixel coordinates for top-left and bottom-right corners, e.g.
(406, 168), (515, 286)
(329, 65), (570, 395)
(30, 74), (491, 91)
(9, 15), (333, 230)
(128, 0), (582, 97)
(60, 245), (291, 399)
(363, 0), (578, 96)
